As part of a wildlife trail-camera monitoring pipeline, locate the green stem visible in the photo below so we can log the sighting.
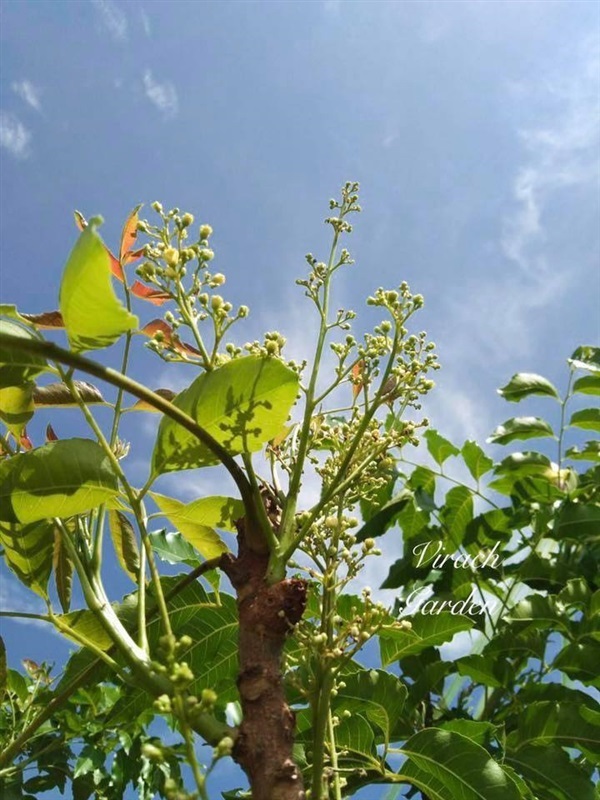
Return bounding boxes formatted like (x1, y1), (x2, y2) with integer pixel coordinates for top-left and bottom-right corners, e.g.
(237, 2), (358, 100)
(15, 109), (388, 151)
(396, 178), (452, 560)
(328, 709), (342, 800)
(557, 369), (574, 472)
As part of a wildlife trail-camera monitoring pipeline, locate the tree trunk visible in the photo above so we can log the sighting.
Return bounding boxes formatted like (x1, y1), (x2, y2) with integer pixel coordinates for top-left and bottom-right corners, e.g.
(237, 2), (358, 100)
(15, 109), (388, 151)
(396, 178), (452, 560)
(220, 522), (307, 800)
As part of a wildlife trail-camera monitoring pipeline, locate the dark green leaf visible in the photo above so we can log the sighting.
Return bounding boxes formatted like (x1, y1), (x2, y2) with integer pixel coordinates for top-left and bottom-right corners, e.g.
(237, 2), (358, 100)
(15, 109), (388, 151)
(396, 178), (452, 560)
(553, 642), (600, 687)
(0, 438), (120, 524)
(424, 429), (459, 466)
(53, 524), (74, 613)
(440, 485), (473, 546)
(148, 529), (202, 567)
(380, 613), (474, 665)
(498, 372), (560, 402)
(555, 502), (600, 539)
(400, 728), (521, 800)
(33, 381), (106, 407)
(355, 490), (412, 542)
(333, 668), (407, 745)
(507, 701), (600, 759)
(0, 520), (54, 598)
(0, 635), (6, 700)
(487, 417), (555, 445)
(152, 356), (299, 474)
(0, 319), (48, 389)
(505, 744), (597, 800)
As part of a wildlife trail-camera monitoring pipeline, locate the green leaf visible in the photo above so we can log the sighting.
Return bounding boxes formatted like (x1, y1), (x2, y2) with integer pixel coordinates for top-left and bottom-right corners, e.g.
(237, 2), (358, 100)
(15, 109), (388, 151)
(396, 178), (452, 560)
(461, 440), (493, 482)
(507, 701), (600, 759)
(553, 642), (600, 687)
(569, 345), (600, 373)
(0, 319), (48, 388)
(148, 529), (203, 567)
(487, 417), (555, 445)
(566, 441), (600, 462)
(440, 485), (473, 546)
(109, 511), (140, 582)
(53, 524), (74, 613)
(0, 635), (6, 700)
(569, 408), (600, 432)
(333, 669), (407, 746)
(498, 372), (560, 402)
(438, 719), (497, 746)
(334, 712), (378, 766)
(151, 492), (242, 558)
(400, 728), (521, 800)
(456, 654), (512, 688)
(380, 613), (474, 665)
(555, 502), (600, 540)
(424, 429), (459, 466)
(355, 490), (412, 542)
(152, 356), (299, 474)
(0, 521), (54, 598)
(573, 374), (600, 396)
(0, 439), (120, 524)
(59, 218), (138, 351)
(56, 609), (116, 650)
(0, 383), (34, 433)
(505, 744), (597, 800)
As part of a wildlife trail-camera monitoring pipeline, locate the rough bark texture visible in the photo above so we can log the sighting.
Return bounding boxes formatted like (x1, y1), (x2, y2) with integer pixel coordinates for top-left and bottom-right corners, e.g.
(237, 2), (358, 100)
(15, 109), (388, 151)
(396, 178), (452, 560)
(221, 522), (307, 800)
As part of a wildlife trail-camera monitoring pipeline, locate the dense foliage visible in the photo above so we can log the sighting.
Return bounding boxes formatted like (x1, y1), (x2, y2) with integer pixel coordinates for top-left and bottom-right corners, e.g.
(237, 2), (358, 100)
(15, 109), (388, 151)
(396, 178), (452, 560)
(0, 187), (598, 799)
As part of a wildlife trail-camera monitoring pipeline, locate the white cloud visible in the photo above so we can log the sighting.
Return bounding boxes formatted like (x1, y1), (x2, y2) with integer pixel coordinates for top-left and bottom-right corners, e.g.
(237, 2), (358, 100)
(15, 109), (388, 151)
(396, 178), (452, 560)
(92, 0), (128, 42)
(143, 70), (179, 119)
(0, 111), (31, 159)
(140, 7), (151, 37)
(11, 79), (42, 112)
(0, 572), (48, 630)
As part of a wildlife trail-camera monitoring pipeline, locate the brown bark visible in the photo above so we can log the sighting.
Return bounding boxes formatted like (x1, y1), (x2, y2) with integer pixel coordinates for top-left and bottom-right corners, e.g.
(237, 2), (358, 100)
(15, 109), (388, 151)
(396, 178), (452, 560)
(221, 521), (307, 800)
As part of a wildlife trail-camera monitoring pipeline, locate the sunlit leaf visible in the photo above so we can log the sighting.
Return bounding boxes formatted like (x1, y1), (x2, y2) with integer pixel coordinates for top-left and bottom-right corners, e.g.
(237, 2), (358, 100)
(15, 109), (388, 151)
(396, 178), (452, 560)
(74, 209), (123, 281)
(33, 381), (105, 407)
(0, 320), (48, 388)
(569, 345), (600, 373)
(400, 728), (521, 800)
(59, 218), (138, 351)
(573, 374), (600, 395)
(53, 524), (74, 613)
(129, 282), (171, 305)
(152, 355), (299, 474)
(56, 608), (115, 650)
(108, 510), (140, 582)
(565, 441), (600, 462)
(498, 372), (560, 402)
(461, 440), (493, 482)
(0, 438), (120, 524)
(569, 407), (600, 432)
(424, 429), (459, 465)
(0, 520), (54, 599)
(487, 416), (555, 445)
(0, 384), (34, 433)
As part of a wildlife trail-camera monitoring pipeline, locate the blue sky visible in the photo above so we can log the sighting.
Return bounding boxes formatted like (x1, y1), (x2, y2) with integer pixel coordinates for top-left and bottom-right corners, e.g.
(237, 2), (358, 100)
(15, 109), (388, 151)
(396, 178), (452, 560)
(1, 0), (599, 795)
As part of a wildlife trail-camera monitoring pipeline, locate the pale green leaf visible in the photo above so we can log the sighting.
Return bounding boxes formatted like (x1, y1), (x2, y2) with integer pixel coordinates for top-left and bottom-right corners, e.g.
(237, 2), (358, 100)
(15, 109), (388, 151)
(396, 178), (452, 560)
(424, 429), (459, 466)
(566, 441), (600, 462)
(573, 374), (600, 396)
(569, 408), (600, 432)
(0, 383), (34, 433)
(0, 438), (120, 524)
(59, 218), (138, 351)
(152, 356), (299, 474)
(498, 372), (560, 402)
(461, 440), (493, 482)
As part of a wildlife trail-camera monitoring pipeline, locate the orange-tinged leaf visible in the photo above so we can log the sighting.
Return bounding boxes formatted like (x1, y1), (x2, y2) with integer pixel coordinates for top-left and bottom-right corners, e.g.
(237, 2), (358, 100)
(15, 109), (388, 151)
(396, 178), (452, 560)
(120, 205), (142, 263)
(123, 247), (145, 266)
(21, 310), (65, 329)
(128, 388), (176, 412)
(19, 429), (33, 450)
(140, 319), (202, 357)
(46, 423), (58, 441)
(130, 281), (170, 305)
(73, 210), (86, 232)
(352, 360), (366, 401)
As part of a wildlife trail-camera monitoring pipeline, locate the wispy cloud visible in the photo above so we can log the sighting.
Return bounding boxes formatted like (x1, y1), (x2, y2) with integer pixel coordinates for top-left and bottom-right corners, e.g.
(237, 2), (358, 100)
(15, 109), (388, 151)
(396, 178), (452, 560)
(0, 573), (48, 630)
(11, 79), (42, 112)
(0, 111), (31, 159)
(140, 7), (151, 38)
(92, 0), (128, 42)
(143, 70), (179, 119)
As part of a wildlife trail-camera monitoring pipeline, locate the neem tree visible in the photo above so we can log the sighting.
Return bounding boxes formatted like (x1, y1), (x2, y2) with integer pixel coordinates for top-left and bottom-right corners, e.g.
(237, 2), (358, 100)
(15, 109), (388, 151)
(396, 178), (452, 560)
(0, 184), (598, 799)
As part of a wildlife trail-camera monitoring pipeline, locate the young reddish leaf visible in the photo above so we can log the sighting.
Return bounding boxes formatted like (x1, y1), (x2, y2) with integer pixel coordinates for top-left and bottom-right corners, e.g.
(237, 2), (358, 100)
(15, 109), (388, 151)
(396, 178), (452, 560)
(21, 310), (65, 329)
(46, 423), (58, 441)
(123, 247), (145, 265)
(351, 360), (365, 401)
(73, 209), (124, 281)
(18, 429), (33, 450)
(33, 381), (105, 407)
(140, 319), (202, 357)
(53, 526), (74, 613)
(120, 205), (142, 263)
(128, 388), (176, 412)
(130, 281), (170, 305)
